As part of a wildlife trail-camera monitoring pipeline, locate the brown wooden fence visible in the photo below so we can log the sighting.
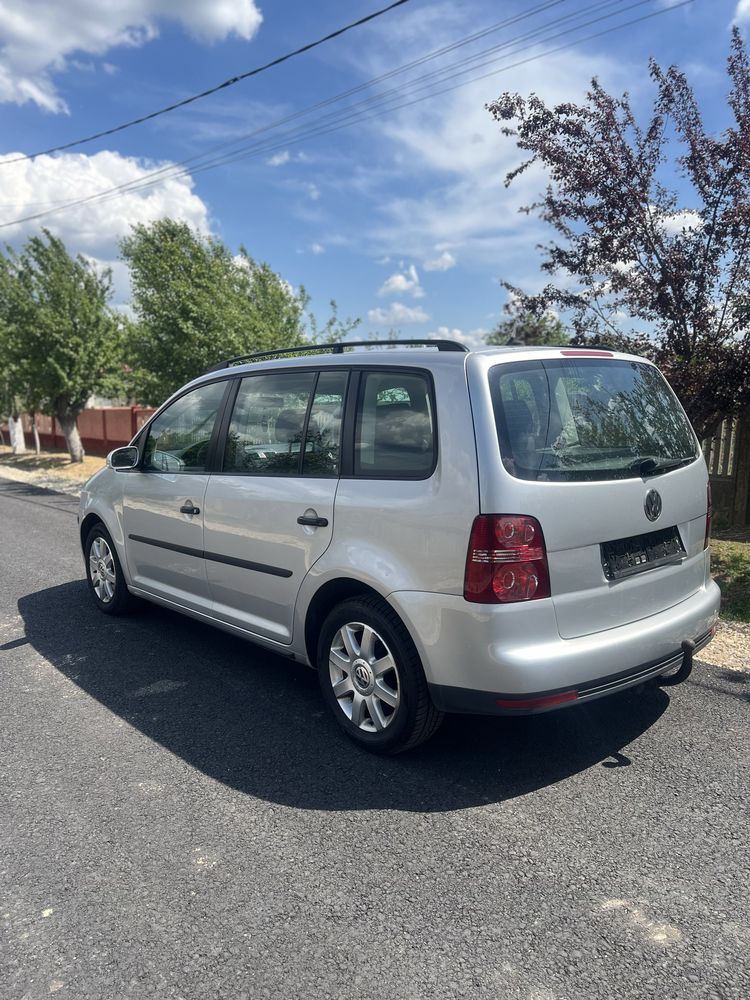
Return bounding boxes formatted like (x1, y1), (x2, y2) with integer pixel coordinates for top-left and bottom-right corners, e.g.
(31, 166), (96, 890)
(703, 408), (750, 528)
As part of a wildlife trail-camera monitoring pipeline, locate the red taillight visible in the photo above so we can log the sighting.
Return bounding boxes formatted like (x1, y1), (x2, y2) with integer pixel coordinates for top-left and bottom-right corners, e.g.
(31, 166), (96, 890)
(704, 482), (712, 550)
(464, 514), (551, 604)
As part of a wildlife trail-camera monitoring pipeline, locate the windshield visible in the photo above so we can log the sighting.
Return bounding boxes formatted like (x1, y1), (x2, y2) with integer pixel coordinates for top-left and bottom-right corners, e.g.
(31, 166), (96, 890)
(489, 358), (698, 482)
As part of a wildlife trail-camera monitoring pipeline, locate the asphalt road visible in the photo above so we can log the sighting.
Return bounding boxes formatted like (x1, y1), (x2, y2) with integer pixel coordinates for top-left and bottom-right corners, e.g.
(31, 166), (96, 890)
(1, 478), (749, 1000)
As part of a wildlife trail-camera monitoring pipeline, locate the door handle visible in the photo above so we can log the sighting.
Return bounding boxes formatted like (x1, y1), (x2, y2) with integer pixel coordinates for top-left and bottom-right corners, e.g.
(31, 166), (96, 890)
(180, 501), (200, 515)
(297, 512), (328, 528)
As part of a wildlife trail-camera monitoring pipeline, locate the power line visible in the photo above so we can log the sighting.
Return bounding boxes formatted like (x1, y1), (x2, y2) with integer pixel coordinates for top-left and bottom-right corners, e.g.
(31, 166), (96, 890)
(114, 0), (645, 196)
(0, 0), (574, 208)
(0, 0), (682, 226)
(169, 0), (694, 184)
(0, 0), (589, 218)
(0, 0), (694, 230)
(0, 0), (415, 166)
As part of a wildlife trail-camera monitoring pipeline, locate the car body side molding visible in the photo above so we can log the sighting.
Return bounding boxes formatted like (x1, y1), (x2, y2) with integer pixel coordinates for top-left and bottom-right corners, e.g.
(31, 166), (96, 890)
(127, 534), (293, 578)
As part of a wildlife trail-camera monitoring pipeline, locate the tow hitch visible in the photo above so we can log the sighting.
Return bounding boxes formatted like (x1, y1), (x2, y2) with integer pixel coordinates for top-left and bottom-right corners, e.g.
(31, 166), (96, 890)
(657, 639), (695, 687)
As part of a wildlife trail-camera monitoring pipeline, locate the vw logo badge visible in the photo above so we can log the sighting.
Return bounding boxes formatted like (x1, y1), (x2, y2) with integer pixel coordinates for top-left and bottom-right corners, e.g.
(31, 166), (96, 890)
(644, 489), (662, 522)
(354, 663), (370, 687)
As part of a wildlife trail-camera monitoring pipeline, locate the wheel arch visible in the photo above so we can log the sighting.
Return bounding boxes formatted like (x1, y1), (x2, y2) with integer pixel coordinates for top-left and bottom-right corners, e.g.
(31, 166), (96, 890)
(303, 577), (388, 667)
(80, 511), (105, 551)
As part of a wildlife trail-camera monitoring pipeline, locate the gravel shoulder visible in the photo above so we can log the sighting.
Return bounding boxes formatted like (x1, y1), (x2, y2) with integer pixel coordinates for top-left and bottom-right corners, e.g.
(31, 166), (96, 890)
(699, 619), (750, 672)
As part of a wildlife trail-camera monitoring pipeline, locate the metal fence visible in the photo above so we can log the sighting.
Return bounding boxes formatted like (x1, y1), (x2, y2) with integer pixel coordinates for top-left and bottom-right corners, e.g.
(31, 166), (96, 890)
(7, 407), (157, 456)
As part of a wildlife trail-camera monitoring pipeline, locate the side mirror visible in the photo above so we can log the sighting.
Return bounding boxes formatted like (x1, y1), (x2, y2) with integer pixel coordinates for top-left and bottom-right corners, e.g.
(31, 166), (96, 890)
(107, 446), (139, 470)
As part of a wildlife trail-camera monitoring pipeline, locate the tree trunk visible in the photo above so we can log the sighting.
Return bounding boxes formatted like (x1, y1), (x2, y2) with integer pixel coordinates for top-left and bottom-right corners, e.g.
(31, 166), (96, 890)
(30, 411), (41, 455)
(56, 406), (85, 463)
(9, 413), (27, 454)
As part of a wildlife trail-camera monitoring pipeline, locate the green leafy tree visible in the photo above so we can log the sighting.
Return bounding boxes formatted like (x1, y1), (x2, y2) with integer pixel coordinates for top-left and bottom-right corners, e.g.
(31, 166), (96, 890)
(487, 29), (750, 439)
(121, 219), (359, 405)
(486, 308), (570, 347)
(1, 231), (123, 462)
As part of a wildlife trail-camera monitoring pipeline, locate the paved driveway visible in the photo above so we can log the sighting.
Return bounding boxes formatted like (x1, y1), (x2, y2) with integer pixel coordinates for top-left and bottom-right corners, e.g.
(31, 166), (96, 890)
(1, 479), (748, 1000)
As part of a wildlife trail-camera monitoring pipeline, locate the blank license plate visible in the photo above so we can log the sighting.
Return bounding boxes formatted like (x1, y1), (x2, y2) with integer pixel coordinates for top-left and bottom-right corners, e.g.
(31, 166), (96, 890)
(601, 525), (685, 581)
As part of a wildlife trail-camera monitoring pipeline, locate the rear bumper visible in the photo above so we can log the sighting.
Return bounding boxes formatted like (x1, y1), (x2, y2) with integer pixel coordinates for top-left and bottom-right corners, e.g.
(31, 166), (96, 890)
(388, 580), (721, 715)
(428, 628), (714, 715)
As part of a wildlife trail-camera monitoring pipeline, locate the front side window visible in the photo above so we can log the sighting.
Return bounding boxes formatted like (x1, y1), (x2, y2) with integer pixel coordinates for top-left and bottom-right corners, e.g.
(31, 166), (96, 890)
(354, 370), (436, 478)
(142, 381), (227, 473)
(490, 359), (698, 482)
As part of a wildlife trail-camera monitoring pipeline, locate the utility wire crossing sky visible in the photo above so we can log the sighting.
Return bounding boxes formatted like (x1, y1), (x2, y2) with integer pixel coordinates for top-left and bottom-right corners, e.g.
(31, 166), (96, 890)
(0, 0), (693, 230)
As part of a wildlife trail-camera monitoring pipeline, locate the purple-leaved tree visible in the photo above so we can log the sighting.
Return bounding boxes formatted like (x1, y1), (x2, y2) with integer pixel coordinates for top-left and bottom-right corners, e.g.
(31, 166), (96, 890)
(488, 28), (750, 440)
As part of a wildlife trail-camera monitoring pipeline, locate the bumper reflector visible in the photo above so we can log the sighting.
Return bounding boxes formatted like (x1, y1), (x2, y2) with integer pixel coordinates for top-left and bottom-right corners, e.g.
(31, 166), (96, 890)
(496, 689), (579, 711)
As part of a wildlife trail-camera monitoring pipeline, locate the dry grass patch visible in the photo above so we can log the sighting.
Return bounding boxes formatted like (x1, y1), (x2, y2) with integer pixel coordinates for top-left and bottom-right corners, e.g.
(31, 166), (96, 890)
(0, 446), (105, 483)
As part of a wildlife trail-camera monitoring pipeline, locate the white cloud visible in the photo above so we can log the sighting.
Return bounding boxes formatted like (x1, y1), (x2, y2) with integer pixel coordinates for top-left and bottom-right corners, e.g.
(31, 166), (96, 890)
(307, 183), (321, 201)
(0, 0), (262, 112)
(428, 325), (488, 350)
(349, 20), (628, 277)
(378, 263), (424, 298)
(423, 250), (456, 272)
(310, 242), (325, 255)
(661, 210), (703, 235)
(266, 150), (310, 168)
(0, 150), (210, 299)
(367, 302), (430, 325)
(736, 0), (750, 21)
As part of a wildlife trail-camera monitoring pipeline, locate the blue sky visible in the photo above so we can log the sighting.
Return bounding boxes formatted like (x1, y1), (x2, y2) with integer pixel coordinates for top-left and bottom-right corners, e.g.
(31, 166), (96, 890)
(0, 0), (747, 347)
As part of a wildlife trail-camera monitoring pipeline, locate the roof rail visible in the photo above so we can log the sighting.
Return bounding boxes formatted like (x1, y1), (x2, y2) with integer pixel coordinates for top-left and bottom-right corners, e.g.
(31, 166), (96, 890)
(205, 338), (469, 372)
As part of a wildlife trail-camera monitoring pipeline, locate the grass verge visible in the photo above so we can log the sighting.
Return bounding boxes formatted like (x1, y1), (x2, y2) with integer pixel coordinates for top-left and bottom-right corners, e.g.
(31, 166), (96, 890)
(711, 536), (750, 624)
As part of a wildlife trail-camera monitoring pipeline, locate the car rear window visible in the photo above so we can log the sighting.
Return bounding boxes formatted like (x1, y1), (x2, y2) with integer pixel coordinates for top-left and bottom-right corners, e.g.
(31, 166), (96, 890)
(489, 358), (698, 481)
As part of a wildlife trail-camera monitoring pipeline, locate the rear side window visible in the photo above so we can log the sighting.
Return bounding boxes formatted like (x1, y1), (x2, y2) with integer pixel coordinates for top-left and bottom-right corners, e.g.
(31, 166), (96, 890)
(354, 370), (436, 478)
(490, 359), (698, 482)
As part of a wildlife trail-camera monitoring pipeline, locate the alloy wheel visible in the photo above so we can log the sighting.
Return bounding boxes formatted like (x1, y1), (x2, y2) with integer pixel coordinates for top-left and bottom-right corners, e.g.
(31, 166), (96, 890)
(89, 535), (116, 604)
(329, 621), (401, 732)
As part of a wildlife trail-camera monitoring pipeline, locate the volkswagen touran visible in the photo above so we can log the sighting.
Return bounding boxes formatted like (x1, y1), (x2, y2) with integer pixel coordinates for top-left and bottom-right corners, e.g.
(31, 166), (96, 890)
(79, 341), (720, 752)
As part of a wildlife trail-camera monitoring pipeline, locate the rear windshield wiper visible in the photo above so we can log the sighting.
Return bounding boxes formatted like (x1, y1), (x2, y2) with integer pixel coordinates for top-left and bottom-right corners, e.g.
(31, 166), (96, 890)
(629, 456), (694, 477)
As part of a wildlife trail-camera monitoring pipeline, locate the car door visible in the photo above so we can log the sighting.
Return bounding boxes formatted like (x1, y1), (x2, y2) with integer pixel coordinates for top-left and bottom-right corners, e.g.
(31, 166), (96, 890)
(122, 379), (230, 614)
(203, 368), (348, 643)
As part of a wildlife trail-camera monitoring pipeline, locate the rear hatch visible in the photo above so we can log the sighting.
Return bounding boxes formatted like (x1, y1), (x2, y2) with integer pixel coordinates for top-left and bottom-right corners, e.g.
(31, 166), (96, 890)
(481, 352), (708, 639)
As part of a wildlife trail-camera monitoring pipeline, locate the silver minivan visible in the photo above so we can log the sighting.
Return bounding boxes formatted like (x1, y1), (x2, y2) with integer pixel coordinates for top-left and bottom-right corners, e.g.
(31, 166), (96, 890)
(79, 340), (720, 753)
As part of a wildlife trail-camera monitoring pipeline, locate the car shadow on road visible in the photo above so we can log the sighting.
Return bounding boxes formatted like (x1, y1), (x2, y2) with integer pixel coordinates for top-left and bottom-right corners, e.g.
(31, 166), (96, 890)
(19, 581), (671, 812)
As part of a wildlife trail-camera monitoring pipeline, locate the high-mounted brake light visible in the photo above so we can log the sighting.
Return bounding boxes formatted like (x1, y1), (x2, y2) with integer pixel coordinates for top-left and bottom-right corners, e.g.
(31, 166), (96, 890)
(560, 349), (614, 357)
(464, 515), (551, 604)
(704, 482), (712, 550)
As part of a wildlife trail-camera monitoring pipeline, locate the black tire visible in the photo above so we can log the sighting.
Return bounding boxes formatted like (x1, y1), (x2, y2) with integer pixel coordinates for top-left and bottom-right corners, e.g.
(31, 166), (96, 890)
(84, 523), (136, 616)
(317, 596), (443, 754)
